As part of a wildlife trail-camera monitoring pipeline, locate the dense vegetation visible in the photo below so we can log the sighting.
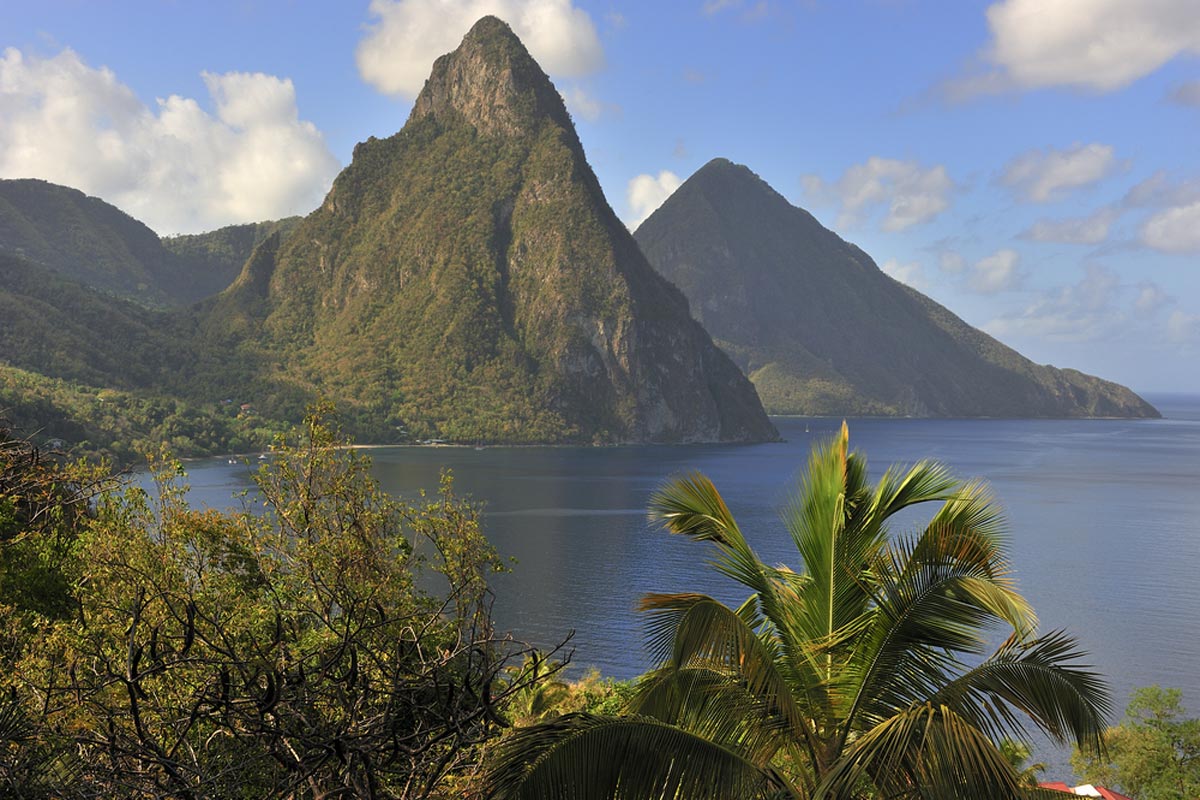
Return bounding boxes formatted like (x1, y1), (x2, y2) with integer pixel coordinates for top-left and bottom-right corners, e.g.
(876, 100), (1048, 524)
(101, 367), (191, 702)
(0, 179), (293, 308)
(161, 216), (302, 301)
(1, 409), (565, 798)
(0, 179), (187, 307)
(0, 364), (281, 464)
(1073, 686), (1200, 799)
(635, 159), (1158, 419)
(198, 17), (774, 445)
(488, 423), (1111, 799)
(0, 20), (774, 453)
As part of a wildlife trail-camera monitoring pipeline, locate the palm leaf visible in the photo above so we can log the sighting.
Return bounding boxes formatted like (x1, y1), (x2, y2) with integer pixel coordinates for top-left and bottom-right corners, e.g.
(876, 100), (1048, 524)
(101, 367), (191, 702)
(637, 592), (820, 756)
(819, 702), (1022, 800)
(484, 713), (788, 800)
(649, 474), (774, 602)
(631, 667), (791, 764)
(838, 528), (1038, 739)
(782, 424), (882, 660)
(867, 459), (960, 524)
(930, 630), (1110, 750)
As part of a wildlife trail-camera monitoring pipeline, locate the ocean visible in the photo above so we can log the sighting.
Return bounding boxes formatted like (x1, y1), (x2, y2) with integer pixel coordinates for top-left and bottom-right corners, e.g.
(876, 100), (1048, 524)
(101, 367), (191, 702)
(160, 393), (1200, 772)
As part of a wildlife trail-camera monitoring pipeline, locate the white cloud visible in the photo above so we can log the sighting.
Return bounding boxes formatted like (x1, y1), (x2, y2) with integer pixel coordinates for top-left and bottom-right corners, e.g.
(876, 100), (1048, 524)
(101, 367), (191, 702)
(1134, 282), (1171, 316)
(1122, 171), (1200, 208)
(969, 249), (1022, 294)
(561, 85), (618, 122)
(1124, 173), (1200, 253)
(0, 48), (339, 235)
(626, 170), (682, 230)
(801, 157), (954, 231)
(986, 264), (1121, 342)
(1022, 206), (1120, 244)
(982, 0), (1200, 92)
(356, 0), (603, 98)
(939, 250), (966, 273)
(881, 259), (926, 289)
(999, 143), (1116, 202)
(1141, 200), (1200, 253)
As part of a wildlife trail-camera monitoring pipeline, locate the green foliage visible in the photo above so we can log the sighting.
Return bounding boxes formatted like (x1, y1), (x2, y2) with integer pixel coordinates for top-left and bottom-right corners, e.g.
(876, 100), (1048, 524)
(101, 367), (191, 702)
(6, 408), (556, 798)
(0, 24), (775, 449)
(502, 660), (635, 728)
(998, 737), (1047, 789)
(1072, 686), (1200, 800)
(0, 178), (179, 306)
(0, 420), (111, 624)
(0, 364), (282, 465)
(487, 423), (1111, 799)
(161, 216), (301, 301)
(0, 178), (300, 308)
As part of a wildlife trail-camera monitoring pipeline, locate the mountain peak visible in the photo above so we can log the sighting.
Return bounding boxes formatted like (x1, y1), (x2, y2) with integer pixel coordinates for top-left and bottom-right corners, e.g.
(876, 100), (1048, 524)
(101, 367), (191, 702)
(687, 158), (792, 208)
(408, 16), (572, 137)
(636, 160), (1159, 420)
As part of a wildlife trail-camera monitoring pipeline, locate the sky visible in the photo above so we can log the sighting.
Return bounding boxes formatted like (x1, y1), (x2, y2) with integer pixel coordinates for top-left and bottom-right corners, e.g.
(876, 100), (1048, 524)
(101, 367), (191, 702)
(1, 0), (1198, 394)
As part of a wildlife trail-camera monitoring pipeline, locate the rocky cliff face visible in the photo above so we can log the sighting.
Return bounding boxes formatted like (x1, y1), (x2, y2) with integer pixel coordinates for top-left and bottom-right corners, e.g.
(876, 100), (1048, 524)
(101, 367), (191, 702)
(635, 158), (1158, 419)
(211, 18), (777, 443)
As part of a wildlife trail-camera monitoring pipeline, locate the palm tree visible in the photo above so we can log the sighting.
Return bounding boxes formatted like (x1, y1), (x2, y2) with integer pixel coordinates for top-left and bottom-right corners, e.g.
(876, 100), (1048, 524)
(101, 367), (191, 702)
(998, 737), (1048, 789)
(486, 423), (1111, 799)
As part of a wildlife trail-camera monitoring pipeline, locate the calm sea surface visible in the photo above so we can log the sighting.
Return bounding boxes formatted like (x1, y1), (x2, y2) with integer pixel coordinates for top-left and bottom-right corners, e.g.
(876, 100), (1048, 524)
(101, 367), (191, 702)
(155, 393), (1200, 768)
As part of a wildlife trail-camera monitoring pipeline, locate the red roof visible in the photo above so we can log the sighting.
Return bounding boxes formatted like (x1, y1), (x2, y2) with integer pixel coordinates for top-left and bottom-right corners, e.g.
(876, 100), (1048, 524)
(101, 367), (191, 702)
(1039, 783), (1073, 793)
(1036, 782), (1134, 800)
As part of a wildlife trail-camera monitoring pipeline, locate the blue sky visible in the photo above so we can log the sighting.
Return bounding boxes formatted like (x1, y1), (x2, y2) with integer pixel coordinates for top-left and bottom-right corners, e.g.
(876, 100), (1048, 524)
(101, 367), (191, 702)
(2, 0), (1197, 393)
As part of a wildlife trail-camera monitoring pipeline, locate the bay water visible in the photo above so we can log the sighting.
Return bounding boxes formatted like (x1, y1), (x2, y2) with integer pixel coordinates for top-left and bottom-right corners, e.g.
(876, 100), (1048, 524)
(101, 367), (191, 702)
(163, 393), (1200, 772)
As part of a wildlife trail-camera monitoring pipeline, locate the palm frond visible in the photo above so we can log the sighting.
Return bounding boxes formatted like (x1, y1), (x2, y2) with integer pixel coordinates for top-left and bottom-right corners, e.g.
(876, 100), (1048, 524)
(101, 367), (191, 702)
(631, 667), (790, 763)
(930, 630), (1110, 751)
(781, 423), (881, 655)
(819, 702), (1022, 800)
(649, 473), (774, 600)
(484, 713), (787, 800)
(868, 459), (960, 523)
(637, 592), (818, 749)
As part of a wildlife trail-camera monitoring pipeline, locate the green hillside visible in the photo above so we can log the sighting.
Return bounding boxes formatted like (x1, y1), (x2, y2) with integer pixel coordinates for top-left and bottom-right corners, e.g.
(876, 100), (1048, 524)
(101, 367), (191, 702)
(161, 217), (301, 301)
(0, 179), (300, 308)
(200, 17), (776, 444)
(0, 20), (776, 456)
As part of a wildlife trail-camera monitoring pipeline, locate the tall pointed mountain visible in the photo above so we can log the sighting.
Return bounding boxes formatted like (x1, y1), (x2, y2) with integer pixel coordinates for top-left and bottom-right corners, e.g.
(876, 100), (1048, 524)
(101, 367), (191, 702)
(635, 159), (1158, 419)
(205, 18), (776, 443)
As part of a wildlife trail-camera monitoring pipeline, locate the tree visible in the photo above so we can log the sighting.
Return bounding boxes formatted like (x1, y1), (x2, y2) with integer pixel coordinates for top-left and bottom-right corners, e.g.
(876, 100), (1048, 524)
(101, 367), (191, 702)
(0, 418), (112, 621)
(487, 422), (1110, 799)
(998, 737), (1047, 790)
(8, 408), (561, 799)
(1072, 686), (1200, 800)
